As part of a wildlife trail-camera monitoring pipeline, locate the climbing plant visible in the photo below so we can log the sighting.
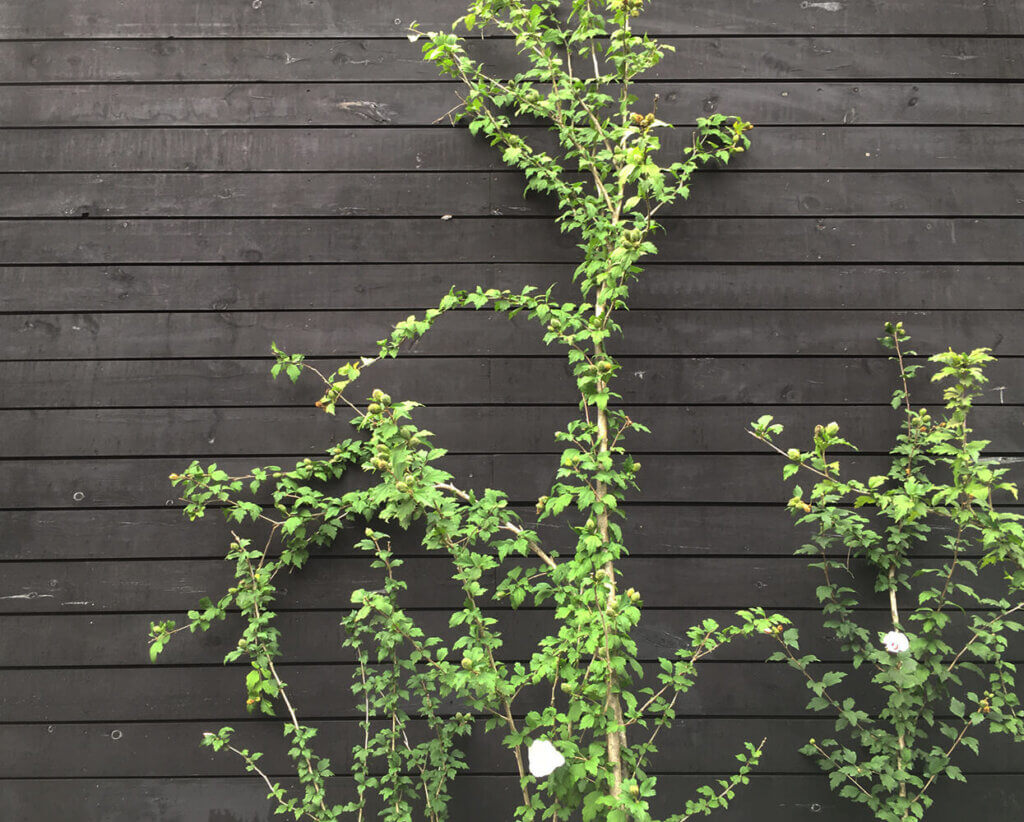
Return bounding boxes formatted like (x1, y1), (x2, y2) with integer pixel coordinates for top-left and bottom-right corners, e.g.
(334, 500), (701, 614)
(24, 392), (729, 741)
(747, 323), (1024, 821)
(149, 1), (776, 820)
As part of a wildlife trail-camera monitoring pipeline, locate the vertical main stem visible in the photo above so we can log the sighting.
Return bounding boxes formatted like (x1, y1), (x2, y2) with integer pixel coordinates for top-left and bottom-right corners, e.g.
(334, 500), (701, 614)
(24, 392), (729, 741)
(888, 566), (907, 801)
(593, 295), (626, 798)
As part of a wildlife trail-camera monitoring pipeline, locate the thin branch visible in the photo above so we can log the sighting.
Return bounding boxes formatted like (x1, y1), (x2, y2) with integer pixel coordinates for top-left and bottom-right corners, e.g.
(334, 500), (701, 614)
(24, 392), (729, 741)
(676, 738), (768, 822)
(947, 601), (1024, 673)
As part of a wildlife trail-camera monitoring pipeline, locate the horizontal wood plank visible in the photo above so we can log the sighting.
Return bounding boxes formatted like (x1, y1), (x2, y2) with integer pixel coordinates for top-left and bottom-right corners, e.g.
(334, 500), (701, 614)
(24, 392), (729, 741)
(1, 83), (1022, 127)
(3, 171), (1022, 218)
(2, 127), (1022, 172)
(3, 776), (1022, 822)
(0, 505), (825, 561)
(3, 453), (1021, 508)
(4, 716), (1024, 777)
(4, 607), (1006, 668)
(4, 555), (994, 614)
(2, 217), (1022, 265)
(0, 503), (992, 562)
(3, 355), (1020, 409)
(0, 609), (878, 666)
(0, 662), (912, 721)
(5, 309), (1024, 359)
(3, 660), (1014, 725)
(1, 38), (1020, 83)
(1, 404), (1021, 457)
(7, 264), (1024, 312)
(1, 0), (1019, 37)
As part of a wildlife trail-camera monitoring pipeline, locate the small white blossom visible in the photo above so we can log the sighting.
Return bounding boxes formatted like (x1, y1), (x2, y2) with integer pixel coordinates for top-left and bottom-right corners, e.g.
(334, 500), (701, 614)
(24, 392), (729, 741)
(883, 630), (909, 654)
(527, 739), (565, 777)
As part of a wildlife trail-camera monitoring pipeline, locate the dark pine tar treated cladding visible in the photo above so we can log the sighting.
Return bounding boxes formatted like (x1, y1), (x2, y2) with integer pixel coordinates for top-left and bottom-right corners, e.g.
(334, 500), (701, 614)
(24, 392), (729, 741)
(2, 1), (1024, 820)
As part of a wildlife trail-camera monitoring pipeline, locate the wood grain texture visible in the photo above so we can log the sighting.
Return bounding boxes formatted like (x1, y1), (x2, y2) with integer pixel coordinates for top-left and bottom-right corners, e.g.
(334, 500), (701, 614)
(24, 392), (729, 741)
(3, 776), (1022, 822)
(1, 38), (1020, 83)
(7, 264), (1024, 312)
(3, 453), (1021, 508)
(0, 609), (886, 666)
(4, 355), (1022, 408)
(1, 82), (1021, 127)
(1, 404), (1021, 457)
(5, 555), (1002, 615)
(5, 0), (1024, 815)
(3, 171), (1022, 218)
(5, 309), (1024, 360)
(2, 217), (1023, 265)
(2, 127), (1022, 172)
(1, 0), (1019, 37)
(0, 505), (829, 561)
(1, 502), (1004, 562)
(0, 662), (941, 721)
(6, 658), (1021, 729)
(5, 716), (1024, 778)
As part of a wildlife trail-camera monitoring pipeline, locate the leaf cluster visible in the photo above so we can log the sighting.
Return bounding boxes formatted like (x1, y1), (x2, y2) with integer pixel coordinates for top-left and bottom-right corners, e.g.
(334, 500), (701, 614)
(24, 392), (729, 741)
(746, 324), (1024, 821)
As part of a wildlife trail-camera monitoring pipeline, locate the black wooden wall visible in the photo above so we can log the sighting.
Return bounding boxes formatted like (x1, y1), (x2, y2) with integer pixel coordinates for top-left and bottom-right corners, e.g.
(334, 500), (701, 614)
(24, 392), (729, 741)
(2, 1), (1024, 820)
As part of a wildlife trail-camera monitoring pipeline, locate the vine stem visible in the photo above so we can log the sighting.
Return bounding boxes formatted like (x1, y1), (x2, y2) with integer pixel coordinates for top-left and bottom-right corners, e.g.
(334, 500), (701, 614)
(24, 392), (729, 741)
(432, 481), (558, 571)
(887, 561), (908, 801)
(907, 716), (975, 817)
(888, 327), (915, 802)
(888, 566), (901, 628)
(357, 660), (369, 822)
(233, 531), (332, 817)
(677, 738), (767, 822)
(946, 601), (1024, 673)
(806, 739), (873, 801)
(215, 742), (317, 822)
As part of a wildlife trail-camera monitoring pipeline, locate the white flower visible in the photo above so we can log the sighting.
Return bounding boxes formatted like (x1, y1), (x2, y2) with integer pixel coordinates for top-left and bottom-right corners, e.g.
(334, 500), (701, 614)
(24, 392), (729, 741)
(882, 630), (909, 654)
(527, 739), (565, 778)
